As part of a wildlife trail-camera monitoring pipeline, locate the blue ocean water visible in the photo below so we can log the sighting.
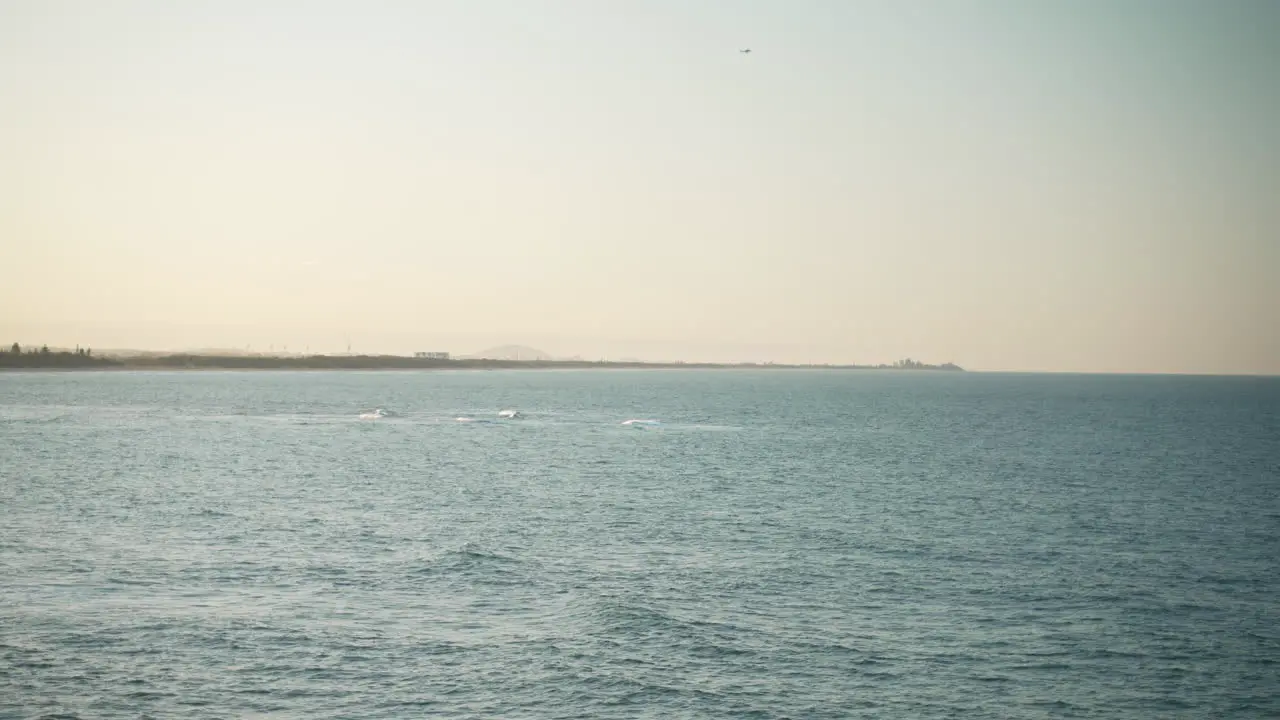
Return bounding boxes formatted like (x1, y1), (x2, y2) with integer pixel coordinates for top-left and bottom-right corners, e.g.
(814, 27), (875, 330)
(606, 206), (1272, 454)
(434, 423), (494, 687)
(1, 369), (1278, 718)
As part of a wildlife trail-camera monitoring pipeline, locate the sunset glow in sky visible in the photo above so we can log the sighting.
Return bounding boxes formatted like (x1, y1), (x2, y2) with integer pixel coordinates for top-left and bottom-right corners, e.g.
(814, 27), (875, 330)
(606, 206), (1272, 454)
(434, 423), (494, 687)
(3, 1), (1277, 372)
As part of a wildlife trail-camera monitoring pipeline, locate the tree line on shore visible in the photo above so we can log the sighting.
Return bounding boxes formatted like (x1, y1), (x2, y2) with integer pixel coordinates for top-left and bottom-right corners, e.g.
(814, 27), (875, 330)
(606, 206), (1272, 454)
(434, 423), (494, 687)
(1, 343), (118, 368)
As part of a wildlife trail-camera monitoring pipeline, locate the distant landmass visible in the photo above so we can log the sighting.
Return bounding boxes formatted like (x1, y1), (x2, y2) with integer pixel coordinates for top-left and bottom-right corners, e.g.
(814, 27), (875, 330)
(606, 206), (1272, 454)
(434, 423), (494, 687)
(3, 343), (963, 372)
(0, 343), (116, 368)
(461, 345), (555, 362)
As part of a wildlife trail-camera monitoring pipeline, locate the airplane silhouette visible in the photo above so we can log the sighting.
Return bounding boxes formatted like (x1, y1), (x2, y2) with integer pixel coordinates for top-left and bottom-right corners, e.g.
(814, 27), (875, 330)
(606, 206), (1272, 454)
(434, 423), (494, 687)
(739, 48), (751, 54)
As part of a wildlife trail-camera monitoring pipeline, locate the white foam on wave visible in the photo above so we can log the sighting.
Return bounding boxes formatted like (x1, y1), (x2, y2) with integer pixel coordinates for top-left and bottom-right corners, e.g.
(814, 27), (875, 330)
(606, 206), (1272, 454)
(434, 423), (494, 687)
(675, 423), (744, 432)
(620, 419), (745, 432)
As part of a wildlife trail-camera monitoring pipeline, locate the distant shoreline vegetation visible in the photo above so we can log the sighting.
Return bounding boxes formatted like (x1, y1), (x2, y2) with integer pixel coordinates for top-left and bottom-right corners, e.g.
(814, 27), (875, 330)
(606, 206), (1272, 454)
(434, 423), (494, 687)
(1, 343), (117, 368)
(1, 345), (962, 372)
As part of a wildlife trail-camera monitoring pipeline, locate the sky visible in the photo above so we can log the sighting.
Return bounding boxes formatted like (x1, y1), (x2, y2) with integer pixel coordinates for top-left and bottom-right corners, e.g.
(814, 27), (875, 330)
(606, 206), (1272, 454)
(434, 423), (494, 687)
(1, 0), (1277, 372)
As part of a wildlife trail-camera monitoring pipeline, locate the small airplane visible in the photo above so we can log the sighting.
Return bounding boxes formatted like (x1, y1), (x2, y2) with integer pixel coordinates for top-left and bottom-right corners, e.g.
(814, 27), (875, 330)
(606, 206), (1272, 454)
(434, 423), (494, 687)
(739, 48), (751, 54)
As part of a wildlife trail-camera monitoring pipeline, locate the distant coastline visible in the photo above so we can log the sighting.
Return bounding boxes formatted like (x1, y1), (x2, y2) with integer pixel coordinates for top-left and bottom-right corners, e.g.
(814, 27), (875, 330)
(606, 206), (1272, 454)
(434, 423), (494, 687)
(2, 346), (963, 372)
(1, 344), (116, 369)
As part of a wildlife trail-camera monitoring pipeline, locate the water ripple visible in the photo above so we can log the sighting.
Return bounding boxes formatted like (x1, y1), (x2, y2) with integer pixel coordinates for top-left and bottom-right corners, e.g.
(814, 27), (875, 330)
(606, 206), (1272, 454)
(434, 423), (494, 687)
(1, 371), (1277, 718)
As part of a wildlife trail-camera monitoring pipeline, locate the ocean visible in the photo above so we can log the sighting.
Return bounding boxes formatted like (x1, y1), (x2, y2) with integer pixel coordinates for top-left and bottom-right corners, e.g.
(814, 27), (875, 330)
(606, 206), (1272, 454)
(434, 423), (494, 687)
(2, 369), (1277, 718)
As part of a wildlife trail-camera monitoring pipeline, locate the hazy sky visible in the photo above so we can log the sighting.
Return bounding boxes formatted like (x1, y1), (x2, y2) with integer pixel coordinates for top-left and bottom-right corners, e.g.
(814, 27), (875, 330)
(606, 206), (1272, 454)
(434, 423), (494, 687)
(2, 0), (1277, 372)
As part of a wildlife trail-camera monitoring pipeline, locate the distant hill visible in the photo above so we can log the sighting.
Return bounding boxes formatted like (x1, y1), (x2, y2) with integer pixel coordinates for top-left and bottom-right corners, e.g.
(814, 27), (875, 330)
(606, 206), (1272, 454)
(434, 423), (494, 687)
(463, 345), (554, 361)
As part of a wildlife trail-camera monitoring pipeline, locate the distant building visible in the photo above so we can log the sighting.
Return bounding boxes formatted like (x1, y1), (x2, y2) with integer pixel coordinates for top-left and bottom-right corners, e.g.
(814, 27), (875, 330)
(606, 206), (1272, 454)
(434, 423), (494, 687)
(414, 351), (450, 360)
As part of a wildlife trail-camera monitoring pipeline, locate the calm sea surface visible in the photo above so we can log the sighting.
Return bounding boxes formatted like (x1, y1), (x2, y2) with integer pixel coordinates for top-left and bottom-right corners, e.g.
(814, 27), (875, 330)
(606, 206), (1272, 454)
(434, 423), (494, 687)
(2, 370), (1278, 718)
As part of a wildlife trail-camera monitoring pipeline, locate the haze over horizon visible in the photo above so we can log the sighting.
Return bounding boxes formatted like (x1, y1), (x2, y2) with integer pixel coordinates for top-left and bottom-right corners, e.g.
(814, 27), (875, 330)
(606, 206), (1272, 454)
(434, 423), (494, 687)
(3, 1), (1277, 374)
